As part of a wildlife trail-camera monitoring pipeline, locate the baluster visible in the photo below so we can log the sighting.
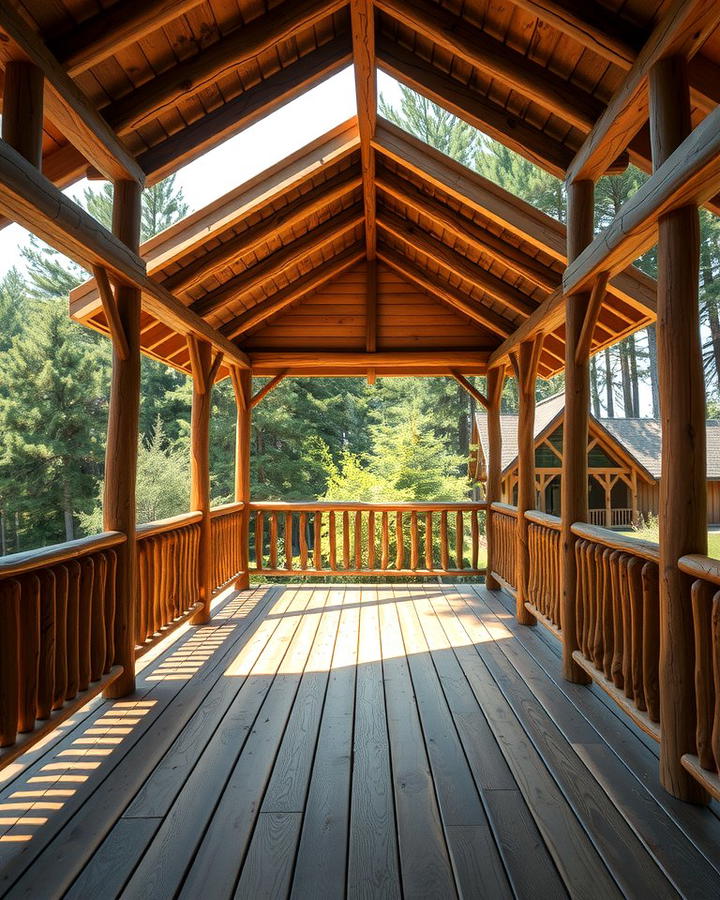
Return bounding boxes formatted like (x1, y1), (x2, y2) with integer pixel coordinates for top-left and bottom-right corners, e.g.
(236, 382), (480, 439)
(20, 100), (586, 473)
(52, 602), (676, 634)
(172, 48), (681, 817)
(299, 512), (308, 571)
(455, 510), (463, 570)
(368, 511), (376, 570)
(642, 562), (660, 722)
(66, 560), (81, 700)
(381, 512), (389, 570)
(78, 557), (94, 692)
(410, 510), (419, 571)
(314, 511), (322, 570)
(0, 579), (20, 746)
(90, 553), (107, 682)
(620, 559), (633, 700)
(36, 570), (56, 720)
(146, 538), (156, 637)
(395, 511), (404, 570)
(285, 512), (293, 571)
(440, 511), (449, 571)
(329, 511), (337, 570)
(53, 566), (69, 709)
(592, 545), (605, 669)
(343, 511), (350, 570)
(269, 512), (278, 570)
(711, 593), (720, 774)
(105, 550), (116, 673)
(425, 511), (433, 570)
(691, 581), (715, 769)
(471, 510), (479, 570)
(601, 549), (614, 680)
(355, 511), (362, 571)
(255, 511), (264, 572)
(17, 575), (39, 733)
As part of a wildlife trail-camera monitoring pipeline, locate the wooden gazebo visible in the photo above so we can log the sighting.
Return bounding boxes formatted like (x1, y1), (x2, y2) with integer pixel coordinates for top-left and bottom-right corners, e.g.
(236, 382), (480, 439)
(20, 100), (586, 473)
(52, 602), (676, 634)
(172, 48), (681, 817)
(1, 1), (720, 895)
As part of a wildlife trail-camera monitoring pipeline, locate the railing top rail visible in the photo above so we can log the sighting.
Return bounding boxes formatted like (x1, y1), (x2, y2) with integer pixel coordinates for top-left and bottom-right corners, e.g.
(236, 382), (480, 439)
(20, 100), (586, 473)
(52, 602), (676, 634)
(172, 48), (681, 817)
(0, 531), (126, 578)
(136, 511), (203, 540)
(490, 502), (519, 518)
(525, 510), (562, 530)
(678, 553), (720, 587)
(571, 522), (660, 563)
(209, 501), (245, 519)
(248, 501), (488, 512)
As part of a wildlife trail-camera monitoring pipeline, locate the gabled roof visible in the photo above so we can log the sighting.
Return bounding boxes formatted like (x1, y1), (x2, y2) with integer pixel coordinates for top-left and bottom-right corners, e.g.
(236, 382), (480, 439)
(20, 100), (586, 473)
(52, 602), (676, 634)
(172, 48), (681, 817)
(69, 117), (656, 379)
(473, 397), (720, 481)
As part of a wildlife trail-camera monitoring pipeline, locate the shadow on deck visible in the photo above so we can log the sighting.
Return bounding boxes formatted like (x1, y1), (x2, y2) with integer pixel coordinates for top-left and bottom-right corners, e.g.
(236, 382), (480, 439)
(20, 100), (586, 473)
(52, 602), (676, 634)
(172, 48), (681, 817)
(1, 583), (719, 899)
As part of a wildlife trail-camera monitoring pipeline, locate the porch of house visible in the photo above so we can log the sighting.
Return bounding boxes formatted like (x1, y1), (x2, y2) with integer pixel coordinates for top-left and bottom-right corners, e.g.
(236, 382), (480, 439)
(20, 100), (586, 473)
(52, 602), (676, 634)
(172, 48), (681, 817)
(2, 580), (720, 900)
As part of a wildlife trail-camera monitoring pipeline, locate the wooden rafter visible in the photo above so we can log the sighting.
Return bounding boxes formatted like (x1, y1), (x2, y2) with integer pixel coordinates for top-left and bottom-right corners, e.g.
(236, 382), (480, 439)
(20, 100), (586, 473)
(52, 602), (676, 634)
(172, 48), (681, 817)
(0, 4), (143, 183)
(376, 171), (560, 292)
(190, 205), (364, 318)
(378, 246), (513, 338)
(378, 211), (537, 317)
(101, 0), (346, 135)
(53, 0), (204, 77)
(250, 372), (289, 408)
(566, 0), (719, 183)
(138, 38), (353, 184)
(221, 243), (365, 339)
(375, 0), (602, 131)
(163, 171), (362, 294)
(350, 0), (377, 261)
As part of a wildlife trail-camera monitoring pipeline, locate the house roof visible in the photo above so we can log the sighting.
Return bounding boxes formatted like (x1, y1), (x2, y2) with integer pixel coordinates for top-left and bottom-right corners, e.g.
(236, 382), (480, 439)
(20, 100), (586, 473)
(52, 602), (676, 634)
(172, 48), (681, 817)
(473, 395), (720, 480)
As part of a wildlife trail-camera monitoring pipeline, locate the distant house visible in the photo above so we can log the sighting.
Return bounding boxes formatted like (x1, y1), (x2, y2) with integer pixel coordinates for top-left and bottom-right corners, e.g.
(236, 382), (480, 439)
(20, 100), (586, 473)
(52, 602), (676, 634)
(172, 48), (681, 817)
(470, 394), (720, 527)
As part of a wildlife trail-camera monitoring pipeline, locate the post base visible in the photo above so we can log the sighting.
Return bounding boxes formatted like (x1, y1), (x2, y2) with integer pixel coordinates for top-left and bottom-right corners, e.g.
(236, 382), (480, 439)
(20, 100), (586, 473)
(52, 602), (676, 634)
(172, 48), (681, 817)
(103, 669), (136, 699)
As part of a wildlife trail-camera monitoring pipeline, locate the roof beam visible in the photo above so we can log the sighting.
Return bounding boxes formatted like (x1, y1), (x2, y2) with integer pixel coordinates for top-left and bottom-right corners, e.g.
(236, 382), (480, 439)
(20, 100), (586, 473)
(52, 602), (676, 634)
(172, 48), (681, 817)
(249, 350), (490, 376)
(564, 101), (720, 296)
(0, 4), (143, 183)
(350, 0), (377, 260)
(164, 171), (362, 294)
(566, 0), (718, 183)
(376, 171), (560, 292)
(53, 0), (204, 77)
(375, 0), (602, 131)
(102, 0), (346, 135)
(191, 205), (364, 317)
(373, 118), (656, 315)
(378, 210), (537, 317)
(377, 38), (573, 179)
(221, 243), (365, 338)
(378, 245), (513, 338)
(138, 37), (352, 183)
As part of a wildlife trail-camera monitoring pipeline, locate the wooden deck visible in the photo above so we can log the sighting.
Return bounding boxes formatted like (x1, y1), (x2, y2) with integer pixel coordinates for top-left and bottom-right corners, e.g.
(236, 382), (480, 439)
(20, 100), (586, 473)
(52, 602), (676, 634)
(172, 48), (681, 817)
(1, 583), (719, 899)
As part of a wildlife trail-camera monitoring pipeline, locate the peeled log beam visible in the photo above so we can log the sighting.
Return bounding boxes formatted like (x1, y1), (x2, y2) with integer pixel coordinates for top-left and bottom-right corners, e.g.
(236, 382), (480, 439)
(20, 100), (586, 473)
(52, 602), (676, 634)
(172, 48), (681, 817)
(351, 0), (377, 259)
(2, 62), (43, 169)
(0, 3), (143, 183)
(249, 351), (490, 374)
(566, 0), (719, 183)
(564, 102), (720, 295)
(101, 0), (346, 134)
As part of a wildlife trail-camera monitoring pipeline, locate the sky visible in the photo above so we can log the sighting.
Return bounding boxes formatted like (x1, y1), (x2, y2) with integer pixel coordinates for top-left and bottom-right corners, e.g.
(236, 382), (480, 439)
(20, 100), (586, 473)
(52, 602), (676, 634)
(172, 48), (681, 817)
(0, 67), (403, 278)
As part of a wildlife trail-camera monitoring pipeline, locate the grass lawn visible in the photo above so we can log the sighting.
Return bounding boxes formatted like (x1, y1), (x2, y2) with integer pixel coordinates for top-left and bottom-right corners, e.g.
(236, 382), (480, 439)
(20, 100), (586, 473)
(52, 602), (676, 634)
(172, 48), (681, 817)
(619, 528), (720, 559)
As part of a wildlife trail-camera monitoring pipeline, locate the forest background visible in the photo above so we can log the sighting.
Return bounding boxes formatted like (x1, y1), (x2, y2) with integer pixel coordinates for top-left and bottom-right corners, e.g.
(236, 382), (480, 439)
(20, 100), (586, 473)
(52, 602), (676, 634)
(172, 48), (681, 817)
(2, 86), (720, 554)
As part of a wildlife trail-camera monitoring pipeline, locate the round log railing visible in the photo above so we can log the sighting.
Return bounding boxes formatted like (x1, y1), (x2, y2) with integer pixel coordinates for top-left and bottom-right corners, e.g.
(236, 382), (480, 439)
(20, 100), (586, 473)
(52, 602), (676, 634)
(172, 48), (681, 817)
(488, 502), (518, 592)
(248, 501), (487, 577)
(210, 502), (245, 591)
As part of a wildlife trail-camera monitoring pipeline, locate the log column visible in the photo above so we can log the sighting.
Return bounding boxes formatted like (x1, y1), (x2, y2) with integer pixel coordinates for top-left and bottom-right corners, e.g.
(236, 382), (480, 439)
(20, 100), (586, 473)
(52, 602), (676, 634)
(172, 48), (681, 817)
(231, 368), (252, 590)
(485, 364), (506, 590)
(511, 338), (543, 625)
(2, 61), (44, 168)
(103, 180), (142, 699)
(561, 179), (594, 683)
(650, 55), (708, 803)
(189, 338), (214, 625)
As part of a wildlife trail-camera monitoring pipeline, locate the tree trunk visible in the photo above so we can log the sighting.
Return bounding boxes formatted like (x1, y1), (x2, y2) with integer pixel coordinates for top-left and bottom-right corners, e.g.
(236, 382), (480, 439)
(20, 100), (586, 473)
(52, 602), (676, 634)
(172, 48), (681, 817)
(604, 348), (615, 416)
(702, 260), (720, 393)
(590, 356), (601, 417)
(647, 324), (660, 416)
(619, 341), (634, 416)
(628, 335), (640, 416)
(0, 509), (5, 556)
(63, 478), (74, 542)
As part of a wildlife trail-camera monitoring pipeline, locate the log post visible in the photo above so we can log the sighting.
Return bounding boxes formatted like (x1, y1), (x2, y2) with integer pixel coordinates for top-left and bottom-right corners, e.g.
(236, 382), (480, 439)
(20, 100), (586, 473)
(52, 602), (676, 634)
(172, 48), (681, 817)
(231, 367), (252, 590)
(103, 180), (142, 699)
(650, 55), (709, 804)
(2, 61), (44, 168)
(189, 337), (214, 625)
(561, 178), (594, 683)
(510, 337), (543, 624)
(485, 364), (506, 590)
